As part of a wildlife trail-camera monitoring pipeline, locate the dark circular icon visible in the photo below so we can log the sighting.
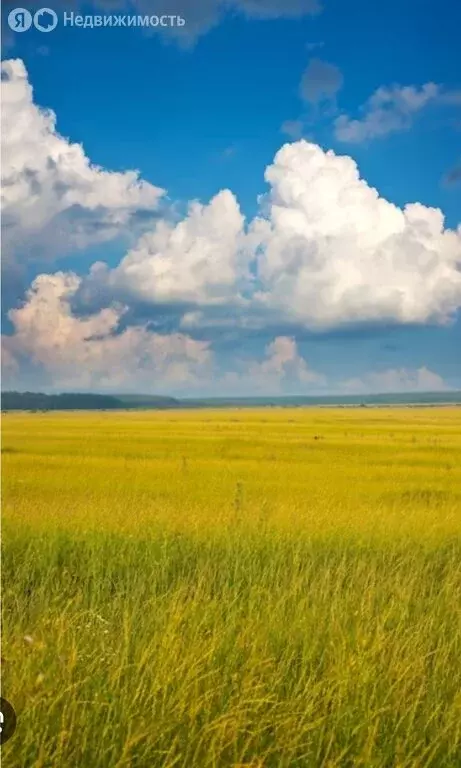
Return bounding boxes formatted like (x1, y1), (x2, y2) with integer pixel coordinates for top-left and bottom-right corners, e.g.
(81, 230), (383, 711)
(0, 697), (17, 745)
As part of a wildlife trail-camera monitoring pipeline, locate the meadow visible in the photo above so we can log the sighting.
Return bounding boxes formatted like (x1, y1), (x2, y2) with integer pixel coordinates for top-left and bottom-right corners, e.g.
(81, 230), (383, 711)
(2, 407), (461, 767)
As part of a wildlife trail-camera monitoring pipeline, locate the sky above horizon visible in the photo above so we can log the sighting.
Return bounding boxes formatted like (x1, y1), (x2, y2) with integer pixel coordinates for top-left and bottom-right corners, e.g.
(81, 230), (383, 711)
(1, 0), (460, 397)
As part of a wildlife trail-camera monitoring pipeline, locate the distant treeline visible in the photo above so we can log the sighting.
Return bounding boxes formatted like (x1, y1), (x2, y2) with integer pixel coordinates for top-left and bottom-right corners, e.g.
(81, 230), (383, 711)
(184, 392), (461, 408)
(1, 392), (180, 411)
(2, 390), (460, 412)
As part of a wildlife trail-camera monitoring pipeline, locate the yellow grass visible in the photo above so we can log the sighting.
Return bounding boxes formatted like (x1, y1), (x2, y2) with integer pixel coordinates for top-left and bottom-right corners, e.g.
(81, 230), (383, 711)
(2, 408), (461, 766)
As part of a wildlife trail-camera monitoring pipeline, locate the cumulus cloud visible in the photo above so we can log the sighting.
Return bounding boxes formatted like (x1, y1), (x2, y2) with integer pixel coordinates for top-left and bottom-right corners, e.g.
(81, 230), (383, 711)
(248, 336), (324, 389)
(3, 272), (452, 396)
(220, 336), (325, 394)
(2, 59), (461, 392)
(1, 58), (164, 271)
(2, 273), (326, 395)
(251, 141), (461, 328)
(3, 272), (212, 392)
(340, 366), (449, 394)
(300, 58), (343, 110)
(104, 190), (251, 306)
(4, 107), (461, 337)
(335, 83), (461, 143)
(81, 141), (461, 332)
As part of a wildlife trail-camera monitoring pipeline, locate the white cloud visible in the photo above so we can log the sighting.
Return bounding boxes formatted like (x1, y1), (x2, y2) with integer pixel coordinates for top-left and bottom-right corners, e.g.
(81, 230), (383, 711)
(335, 83), (461, 143)
(3, 274), (452, 395)
(340, 366), (449, 394)
(1, 338), (20, 376)
(220, 336), (325, 394)
(251, 141), (461, 328)
(79, 140), (461, 332)
(2, 275), (327, 395)
(77, 132), (459, 332)
(108, 189), (251, 306)
(1, 59), (164, 267)
(4, 112), (461, 334)
(3, 272), (212, 392)
(2, 58), (461, 394)
(248, 336), (324, 389)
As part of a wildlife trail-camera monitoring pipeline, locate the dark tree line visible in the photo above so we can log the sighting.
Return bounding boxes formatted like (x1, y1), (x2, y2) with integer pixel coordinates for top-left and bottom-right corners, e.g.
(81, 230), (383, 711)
(1, 392), (126, 411)
(1, 391), (182, 411)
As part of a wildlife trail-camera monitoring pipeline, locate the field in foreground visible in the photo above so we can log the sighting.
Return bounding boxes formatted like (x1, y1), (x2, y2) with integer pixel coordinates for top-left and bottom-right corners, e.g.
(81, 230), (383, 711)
(2, 408), (461, 767)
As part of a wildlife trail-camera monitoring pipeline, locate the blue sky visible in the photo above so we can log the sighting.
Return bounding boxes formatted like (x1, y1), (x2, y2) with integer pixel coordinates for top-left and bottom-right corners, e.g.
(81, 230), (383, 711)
(1, 0), (460, 395)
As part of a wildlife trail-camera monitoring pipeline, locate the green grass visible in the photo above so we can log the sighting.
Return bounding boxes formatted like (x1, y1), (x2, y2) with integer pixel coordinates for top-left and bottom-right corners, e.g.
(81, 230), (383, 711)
(2, 408), (461, 767)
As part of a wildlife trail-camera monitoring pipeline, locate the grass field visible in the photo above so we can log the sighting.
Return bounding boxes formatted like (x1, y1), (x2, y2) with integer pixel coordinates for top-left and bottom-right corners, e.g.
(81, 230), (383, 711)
(2, 407), (461, 767)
